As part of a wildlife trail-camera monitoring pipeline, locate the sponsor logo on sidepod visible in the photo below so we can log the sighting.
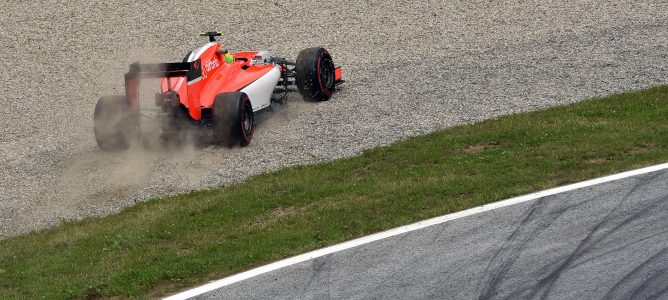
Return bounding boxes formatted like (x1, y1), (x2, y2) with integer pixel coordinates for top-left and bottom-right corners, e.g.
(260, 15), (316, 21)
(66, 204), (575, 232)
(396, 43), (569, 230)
(204, 58), (219, 72)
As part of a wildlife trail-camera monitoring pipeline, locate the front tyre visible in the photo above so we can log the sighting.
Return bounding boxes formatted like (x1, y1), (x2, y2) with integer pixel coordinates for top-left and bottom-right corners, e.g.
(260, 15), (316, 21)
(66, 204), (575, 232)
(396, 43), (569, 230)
(212, 92), (254, 147)
(295, 47), (335, 101)
(93, 95), (138, 151)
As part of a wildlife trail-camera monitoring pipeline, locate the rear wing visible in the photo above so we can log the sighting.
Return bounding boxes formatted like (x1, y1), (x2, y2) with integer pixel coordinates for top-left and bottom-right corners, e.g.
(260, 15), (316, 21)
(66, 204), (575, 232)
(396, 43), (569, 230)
(125, 61), (202, 85)
(124, 61), (203, 111)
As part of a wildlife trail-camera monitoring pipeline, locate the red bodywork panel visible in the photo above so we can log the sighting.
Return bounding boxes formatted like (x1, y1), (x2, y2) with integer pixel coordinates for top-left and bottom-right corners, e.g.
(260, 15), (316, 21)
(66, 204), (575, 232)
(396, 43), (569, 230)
(159, 44), (274, 120)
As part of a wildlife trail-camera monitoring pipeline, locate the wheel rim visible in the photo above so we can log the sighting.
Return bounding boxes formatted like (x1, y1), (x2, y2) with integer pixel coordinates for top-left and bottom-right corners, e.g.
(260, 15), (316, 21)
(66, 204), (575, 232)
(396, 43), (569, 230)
(241, 100), (253, 137)
(320, 57), (334, 90)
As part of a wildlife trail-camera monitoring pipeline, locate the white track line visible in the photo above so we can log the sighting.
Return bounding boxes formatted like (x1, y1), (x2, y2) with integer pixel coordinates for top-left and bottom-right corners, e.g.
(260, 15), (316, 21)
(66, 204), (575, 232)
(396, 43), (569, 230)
(164, 162), (668, 300)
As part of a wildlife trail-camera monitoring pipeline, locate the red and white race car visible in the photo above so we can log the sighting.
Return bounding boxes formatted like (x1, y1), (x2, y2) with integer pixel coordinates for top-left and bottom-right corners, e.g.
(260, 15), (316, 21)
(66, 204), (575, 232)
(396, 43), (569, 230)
(94, 32), (343, 150)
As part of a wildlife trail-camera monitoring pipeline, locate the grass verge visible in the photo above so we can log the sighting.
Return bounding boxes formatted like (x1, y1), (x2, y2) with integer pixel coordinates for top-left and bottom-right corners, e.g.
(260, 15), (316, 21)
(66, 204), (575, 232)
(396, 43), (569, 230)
(1, 87), (667, 299)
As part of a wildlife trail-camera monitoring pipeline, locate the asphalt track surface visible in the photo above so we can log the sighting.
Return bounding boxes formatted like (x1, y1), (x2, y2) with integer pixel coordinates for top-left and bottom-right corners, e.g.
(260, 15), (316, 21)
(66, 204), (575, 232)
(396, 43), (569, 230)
(1, 1), (667, 239)
(194, 168), (668, 300)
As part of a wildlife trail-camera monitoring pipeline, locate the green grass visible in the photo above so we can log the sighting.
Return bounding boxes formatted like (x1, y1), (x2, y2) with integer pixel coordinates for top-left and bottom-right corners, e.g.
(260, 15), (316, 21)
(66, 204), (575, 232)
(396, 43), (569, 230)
(1, 87), (667, 299)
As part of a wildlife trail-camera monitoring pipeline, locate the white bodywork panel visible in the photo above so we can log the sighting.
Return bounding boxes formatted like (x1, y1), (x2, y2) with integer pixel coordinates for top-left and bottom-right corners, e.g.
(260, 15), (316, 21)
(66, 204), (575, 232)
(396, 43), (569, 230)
(187, 42), (217, 62)
(241, 65), (281, 112)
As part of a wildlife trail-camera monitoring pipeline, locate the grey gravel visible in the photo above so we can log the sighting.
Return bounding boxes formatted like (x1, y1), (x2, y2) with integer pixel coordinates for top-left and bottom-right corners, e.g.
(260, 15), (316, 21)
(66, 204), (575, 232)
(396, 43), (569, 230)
(1, 1), (667, 239)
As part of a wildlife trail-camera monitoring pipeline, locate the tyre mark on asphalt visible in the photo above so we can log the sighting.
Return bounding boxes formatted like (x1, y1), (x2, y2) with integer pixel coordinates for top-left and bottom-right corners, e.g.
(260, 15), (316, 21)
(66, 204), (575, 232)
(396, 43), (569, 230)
(301, 254), (334, 299)
(380, 222), (490, 300)
(493, 172), (667, 300)
(475, 171), (666, 299)
(532, 173), (665, 300)
(568, 227), (668, 270)
(476, 190), (587, 299)
(603, 247), (668, 300)
(646, 285), (668, 300)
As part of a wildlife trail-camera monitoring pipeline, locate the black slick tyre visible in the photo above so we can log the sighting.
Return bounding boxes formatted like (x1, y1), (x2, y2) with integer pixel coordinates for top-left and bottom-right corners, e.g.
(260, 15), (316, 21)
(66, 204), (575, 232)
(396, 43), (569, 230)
(212, 92), (254, 147)
(295, 47), (335, 101)
(93, 95), (138, 151)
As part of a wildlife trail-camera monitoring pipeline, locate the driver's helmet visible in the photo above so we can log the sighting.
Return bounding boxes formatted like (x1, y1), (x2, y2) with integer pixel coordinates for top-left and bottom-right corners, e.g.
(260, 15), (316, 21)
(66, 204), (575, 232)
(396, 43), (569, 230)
(223, 52), (234, 63)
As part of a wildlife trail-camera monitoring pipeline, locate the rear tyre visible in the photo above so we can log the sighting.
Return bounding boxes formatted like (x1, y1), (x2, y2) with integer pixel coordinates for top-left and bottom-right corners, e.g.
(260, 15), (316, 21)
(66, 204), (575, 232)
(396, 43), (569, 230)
(212, 92), (254, 147)
(93, 95), (138, 151)
(295, 47), (335, 101)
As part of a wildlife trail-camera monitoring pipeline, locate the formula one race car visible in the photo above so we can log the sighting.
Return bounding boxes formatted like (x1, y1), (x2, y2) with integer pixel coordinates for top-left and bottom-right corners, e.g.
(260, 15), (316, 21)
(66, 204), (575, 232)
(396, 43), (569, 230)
(94, 32), (343, 150)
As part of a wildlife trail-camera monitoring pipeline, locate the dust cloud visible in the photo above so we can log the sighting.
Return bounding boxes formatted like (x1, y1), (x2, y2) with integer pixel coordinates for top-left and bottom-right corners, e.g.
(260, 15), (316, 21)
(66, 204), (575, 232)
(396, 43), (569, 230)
(26, 48), (226, 230)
